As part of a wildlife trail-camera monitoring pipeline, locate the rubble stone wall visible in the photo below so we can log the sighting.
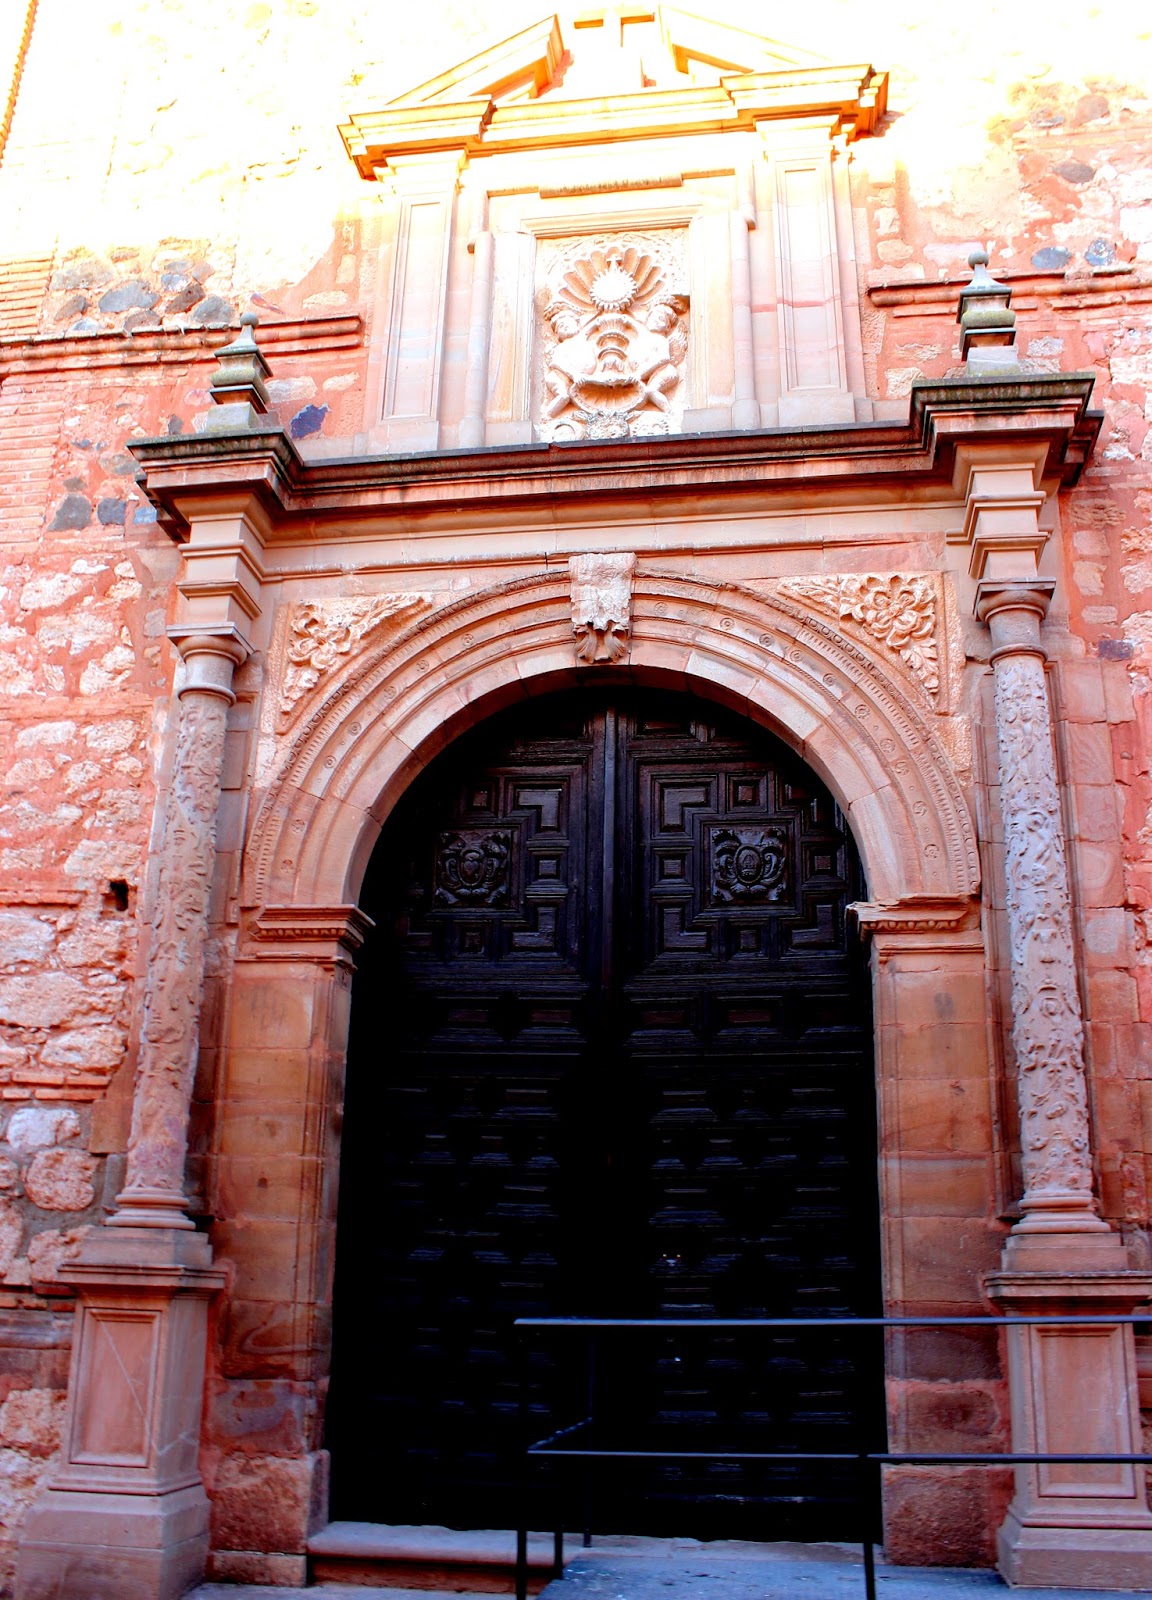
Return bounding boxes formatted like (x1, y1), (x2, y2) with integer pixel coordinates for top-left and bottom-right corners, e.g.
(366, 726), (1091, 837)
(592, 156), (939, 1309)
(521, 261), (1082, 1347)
(0, 1), (1150, 1586)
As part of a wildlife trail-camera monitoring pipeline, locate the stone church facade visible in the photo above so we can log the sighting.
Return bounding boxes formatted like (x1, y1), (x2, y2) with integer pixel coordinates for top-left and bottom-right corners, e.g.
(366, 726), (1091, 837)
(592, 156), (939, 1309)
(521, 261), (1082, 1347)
(1, 4), (1152, 1596)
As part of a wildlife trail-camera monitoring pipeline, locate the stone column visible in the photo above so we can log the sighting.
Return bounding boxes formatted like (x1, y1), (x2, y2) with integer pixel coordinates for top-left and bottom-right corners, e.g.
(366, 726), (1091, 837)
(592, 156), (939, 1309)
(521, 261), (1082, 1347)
(111, 628), (249, 1230)
(15, 627), (248, 1600)
(973, 569), (1152, 1586)
(978, 582), (1111, 1249)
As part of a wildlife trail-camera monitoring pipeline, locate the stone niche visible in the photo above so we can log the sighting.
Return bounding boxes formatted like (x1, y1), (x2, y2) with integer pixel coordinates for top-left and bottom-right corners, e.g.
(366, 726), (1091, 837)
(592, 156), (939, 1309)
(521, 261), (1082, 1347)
(339, 10), (887, 453)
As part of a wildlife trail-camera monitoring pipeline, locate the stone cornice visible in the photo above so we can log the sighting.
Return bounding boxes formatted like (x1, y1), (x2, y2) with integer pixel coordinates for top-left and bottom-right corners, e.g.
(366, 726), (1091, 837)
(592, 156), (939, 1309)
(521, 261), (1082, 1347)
(128, 374), (1101, 544)
(0, 314), (362, 378)
(868, 264), (1152, 315)
(243, 904), (376, 965)
(340, 64), (887, 178)
(851, 896), (981, 936)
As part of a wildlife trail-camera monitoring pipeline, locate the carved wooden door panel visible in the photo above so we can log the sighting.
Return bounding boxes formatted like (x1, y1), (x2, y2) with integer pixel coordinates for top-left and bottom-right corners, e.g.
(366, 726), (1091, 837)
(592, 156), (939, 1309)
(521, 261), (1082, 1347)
(326, 691), (880, 1538)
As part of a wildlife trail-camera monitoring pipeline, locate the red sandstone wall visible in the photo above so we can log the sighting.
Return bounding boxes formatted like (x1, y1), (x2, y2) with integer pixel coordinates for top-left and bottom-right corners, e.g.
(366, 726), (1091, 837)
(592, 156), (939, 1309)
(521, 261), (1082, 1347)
(0, 0), (1150, 1585)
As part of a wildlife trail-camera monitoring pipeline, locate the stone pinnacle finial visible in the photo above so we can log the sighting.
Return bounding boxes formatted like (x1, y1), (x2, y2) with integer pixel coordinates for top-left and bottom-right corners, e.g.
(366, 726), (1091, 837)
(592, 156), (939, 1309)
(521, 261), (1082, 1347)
(205, 309), (273, 434)
(957, 245), (1018, 374)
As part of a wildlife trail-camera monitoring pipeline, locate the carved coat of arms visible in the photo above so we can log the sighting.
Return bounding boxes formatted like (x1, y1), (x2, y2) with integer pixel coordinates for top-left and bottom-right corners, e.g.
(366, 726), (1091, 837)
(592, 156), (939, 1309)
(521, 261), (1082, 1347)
(538, 237), (688, 441)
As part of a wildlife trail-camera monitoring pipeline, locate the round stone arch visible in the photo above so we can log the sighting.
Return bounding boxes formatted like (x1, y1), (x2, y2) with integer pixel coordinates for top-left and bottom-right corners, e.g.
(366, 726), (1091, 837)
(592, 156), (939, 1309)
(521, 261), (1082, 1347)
(244, 566), (979, 917)
(218, 566), (995, 1562)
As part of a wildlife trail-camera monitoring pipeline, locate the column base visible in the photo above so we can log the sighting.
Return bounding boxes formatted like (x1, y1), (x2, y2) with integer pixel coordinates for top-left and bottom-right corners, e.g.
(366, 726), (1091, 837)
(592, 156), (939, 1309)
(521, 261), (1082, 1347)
(15, 1483), (210, 1600)
(998, 1506), (1152, 1591)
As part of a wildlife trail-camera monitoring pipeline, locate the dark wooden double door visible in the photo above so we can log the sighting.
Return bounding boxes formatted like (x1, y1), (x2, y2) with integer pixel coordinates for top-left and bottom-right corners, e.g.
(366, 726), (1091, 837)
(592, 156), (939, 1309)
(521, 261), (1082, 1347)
(327, 690), (882, 1538)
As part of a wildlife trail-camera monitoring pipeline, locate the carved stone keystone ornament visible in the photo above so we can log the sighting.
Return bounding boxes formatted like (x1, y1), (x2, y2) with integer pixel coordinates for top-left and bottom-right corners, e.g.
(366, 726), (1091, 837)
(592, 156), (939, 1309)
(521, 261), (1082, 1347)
(569, 552), (636, 665)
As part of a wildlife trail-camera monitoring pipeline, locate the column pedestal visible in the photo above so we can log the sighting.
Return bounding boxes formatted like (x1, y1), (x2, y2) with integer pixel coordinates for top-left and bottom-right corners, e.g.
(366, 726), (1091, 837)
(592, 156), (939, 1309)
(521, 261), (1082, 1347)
(988, 1266), (1152, 1590)
(15, 1229), (225, 1600)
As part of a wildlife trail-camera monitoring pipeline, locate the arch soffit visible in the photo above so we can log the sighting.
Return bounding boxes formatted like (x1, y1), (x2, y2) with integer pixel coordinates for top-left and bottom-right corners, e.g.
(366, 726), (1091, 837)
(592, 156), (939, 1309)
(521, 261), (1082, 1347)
(245, 568), (979, 911)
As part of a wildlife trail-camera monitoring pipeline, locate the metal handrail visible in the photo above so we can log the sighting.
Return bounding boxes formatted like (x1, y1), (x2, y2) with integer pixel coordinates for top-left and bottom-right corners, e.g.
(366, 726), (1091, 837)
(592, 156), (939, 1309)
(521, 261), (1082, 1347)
(512, 1313), (1152, 1600)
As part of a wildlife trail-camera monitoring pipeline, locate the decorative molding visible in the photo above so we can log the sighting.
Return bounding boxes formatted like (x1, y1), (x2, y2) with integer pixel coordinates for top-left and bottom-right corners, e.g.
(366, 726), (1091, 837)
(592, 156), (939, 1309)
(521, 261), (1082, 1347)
(247, 903), (375, 964)
(538, 236), (687, 441)
(852, 896), (980, 935)
(0, 314), (363, 376)
(868, 264), (1150, 316)
(278, 595), (431, 728)
(569, 552), (636, 665)
(244, 567), (981, 911)
(777, 574), (940, 697)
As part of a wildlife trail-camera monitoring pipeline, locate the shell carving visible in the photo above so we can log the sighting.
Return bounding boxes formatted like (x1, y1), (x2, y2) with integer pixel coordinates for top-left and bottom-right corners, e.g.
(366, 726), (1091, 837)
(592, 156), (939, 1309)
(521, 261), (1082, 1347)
(539, 235), (688, 441)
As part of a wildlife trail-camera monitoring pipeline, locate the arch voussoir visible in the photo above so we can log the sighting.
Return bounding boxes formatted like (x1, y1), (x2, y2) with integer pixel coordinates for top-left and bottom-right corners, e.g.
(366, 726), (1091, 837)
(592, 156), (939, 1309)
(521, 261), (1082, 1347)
(245, 567), (978, 912)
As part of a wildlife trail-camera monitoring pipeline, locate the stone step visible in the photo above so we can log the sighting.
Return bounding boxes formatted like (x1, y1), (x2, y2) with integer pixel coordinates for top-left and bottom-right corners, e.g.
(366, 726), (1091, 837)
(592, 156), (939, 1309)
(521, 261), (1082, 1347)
(305, 1522), (576, 1592)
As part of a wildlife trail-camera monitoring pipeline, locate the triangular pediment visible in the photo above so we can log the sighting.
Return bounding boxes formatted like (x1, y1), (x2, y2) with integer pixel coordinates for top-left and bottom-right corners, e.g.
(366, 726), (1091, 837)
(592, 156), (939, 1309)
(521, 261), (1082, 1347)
(340, 7), (884, 176)
(389, 8), (830, 110)
(388, 15), (565, 108)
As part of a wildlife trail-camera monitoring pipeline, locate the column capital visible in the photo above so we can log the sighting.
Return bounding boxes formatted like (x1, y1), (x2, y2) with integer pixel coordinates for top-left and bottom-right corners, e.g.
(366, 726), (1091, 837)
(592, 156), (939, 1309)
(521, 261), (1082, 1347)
(167, 623), (253, 701)
(975, 578), (1055, 657)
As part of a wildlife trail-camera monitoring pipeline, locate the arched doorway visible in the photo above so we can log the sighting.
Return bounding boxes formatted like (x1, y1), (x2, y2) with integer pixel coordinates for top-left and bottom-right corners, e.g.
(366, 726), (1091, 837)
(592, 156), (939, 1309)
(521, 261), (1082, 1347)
(325, 687), (882, 1539)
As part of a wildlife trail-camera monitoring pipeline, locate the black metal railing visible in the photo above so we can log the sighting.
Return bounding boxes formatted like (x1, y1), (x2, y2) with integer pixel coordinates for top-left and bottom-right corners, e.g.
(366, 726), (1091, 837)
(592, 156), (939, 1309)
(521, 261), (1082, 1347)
(512, 1314), (1152, 1600)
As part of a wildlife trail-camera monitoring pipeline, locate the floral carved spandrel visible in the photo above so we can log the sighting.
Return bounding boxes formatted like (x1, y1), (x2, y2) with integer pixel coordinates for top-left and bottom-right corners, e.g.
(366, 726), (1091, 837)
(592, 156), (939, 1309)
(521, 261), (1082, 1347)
(538, 236), (688, 441)
(279, 595), (430, 727)
(570, 552), (636, 665)
(993, 651), (1094, 1207)
(778, 575), (940, 697)
(121, 691), (230, 1209)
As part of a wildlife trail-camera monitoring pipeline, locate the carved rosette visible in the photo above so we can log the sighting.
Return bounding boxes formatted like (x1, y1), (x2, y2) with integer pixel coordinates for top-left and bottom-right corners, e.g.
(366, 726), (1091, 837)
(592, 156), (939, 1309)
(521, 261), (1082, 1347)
(537, 233), (688, 442)
(993, 650), (1095, 1212)
(435, 831), (512, 906)
(116, 688), (232, 1223)
(570, 552), (635, 665)
(778, 575), (940, 697)
(711, 826), (789, 903)
(278, 595), (430, 727)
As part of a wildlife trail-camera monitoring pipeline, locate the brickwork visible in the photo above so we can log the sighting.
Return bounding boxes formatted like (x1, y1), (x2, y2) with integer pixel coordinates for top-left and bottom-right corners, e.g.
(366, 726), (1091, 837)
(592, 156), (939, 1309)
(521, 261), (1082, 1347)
(0, 3), (1151, 1591)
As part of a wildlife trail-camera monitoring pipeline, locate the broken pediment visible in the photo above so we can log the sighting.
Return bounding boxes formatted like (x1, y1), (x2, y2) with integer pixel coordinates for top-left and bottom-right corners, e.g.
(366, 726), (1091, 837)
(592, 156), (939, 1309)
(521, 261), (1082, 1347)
(340, 8), (886, 175)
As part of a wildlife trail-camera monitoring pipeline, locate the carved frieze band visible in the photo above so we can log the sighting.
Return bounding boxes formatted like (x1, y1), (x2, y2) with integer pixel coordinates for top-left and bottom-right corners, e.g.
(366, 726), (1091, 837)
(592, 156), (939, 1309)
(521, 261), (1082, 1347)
(993, 650), (1095, 1206)
(570, 552), (636, 665)
(777, 575), (940, 698)
(278, 595), (431, 728)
